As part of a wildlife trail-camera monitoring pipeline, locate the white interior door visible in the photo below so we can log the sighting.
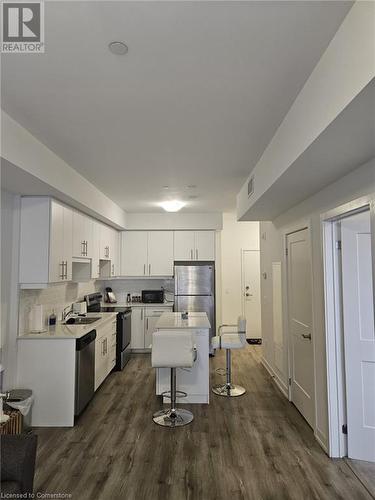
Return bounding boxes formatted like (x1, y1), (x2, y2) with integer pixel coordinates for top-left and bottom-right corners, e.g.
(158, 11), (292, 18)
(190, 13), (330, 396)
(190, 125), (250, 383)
(287, 228), (314, 427)
(241, 250), (261, 339)
(341, 211), (375, 462)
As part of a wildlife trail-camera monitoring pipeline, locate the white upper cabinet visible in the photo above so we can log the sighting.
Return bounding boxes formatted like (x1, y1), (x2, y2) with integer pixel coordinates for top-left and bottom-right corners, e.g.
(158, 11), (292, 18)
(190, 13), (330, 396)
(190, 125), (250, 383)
(72, 211), (93, 258)
(194, 231), (215, 261)
(91, 221), (101, 279)
(174, 231), (195, 261)
(121, 231), (148, 276)
(47, 200), (73, 282)
(99, 224), (112, 260)
(174, 231), (215, 261)
(20, 198), (73, 286)
(121, 231), (174, 277)
(148, 231), (174, 276)
(109, 228), (120, 276)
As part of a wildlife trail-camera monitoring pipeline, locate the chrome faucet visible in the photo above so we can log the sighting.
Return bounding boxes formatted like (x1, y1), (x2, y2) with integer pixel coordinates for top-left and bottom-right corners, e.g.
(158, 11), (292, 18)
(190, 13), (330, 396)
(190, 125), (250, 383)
(62, 304), (73, 322)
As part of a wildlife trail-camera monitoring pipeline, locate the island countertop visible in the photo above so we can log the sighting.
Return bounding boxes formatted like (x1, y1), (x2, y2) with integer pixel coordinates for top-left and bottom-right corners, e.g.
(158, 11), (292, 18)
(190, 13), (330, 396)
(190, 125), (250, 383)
(155, 312), (211, 330)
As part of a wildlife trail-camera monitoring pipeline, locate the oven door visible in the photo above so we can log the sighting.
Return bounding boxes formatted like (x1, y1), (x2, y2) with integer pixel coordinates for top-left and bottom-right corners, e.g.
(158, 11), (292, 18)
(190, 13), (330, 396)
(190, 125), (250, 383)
(118, 311), (132, 350)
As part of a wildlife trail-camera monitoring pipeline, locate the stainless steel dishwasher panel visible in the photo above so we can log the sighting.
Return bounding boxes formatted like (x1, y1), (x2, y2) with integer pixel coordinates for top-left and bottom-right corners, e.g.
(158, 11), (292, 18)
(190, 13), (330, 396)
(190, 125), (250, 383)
(75, 330), (96, 416)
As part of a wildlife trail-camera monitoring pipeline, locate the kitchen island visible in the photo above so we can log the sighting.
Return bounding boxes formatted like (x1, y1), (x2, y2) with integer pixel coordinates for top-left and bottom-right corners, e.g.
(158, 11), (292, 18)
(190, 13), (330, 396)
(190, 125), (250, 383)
(155, 312), (211, 404)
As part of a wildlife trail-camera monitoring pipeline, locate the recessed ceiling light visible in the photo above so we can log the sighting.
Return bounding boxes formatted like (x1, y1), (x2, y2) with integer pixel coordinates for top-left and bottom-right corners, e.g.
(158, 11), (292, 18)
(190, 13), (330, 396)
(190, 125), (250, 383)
(160, 200), (186, 212)
(108, 41), (128, 56)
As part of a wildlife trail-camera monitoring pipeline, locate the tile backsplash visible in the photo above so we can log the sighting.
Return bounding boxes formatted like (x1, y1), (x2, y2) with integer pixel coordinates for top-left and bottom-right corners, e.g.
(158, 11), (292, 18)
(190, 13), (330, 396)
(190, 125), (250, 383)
(19, 281), (99, 334)
(19, 278), (175, 334)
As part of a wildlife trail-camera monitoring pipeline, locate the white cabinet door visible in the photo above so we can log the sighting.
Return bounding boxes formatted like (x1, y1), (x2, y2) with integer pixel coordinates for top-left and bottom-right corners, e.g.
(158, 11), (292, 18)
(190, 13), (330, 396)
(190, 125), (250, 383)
(99, 224), (111, 260)
(63, 206), (73, 281)
(109, 229), (119, 276)
(174, 231), (195, 261)
(95, 336), (107, 391)
(72, 211), (92, 258)
(195, 231), (215, 261)
(131, 307), (145, 349)
(145, 315), (160, 349)
(49, 201), (64, 282)
(91, 221), (101, 279)
(148, 231), (174, 276)
(121, 232), (148, 276)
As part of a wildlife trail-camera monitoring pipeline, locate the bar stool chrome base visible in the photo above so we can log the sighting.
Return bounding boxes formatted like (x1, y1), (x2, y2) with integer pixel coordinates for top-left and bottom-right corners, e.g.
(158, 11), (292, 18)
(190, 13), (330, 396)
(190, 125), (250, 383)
(153, 408), (194, 427)
(212, 383), (246, 397)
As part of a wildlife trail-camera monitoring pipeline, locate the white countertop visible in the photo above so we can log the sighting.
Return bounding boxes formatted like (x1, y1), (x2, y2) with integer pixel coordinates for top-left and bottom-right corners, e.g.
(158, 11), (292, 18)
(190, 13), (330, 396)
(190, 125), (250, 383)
(18, 312), (118, 340)
(156, 312), (210, 330)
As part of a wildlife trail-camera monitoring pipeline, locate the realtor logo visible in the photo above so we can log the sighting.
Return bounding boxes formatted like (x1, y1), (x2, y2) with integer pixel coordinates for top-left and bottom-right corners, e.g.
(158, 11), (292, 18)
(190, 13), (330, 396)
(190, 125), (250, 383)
(1, 2), (44, 53)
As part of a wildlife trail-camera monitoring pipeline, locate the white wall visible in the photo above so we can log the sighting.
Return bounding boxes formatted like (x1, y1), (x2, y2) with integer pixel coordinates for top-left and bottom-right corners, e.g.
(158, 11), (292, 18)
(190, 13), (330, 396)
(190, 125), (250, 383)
(1, 190), (21, 389)
(259, 157), (375, 450)
(1, 112), (127, 229)
(238, 1), (375, 220)
(220, 212), (259, 324)
(126, 212), (223, 230)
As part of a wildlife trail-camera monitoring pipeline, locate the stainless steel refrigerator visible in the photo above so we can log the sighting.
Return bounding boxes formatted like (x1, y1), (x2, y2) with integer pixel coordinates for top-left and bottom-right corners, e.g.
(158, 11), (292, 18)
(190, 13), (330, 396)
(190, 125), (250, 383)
(174, 262), (215, 353)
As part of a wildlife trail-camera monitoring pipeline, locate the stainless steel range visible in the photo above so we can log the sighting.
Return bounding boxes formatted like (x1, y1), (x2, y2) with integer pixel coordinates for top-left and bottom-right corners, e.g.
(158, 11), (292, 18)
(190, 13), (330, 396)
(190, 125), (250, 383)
(85, 293), (132, 370)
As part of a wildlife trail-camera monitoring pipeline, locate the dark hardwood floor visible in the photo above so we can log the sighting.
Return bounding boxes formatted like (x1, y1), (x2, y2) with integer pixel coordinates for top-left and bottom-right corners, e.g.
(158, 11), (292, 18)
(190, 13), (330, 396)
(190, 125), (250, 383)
(33, 346), (374, 500)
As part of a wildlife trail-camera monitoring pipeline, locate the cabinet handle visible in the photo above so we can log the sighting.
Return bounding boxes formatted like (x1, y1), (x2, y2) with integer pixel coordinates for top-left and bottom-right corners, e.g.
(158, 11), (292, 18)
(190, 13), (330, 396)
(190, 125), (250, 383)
(59, 261), (65, 279)
(196, 249), (198, 260)
(141, 309), (143, 320)
(143, 264), (146, 275)
(81, 241), (85, 256)
(147, 318), (149, 329)
(149, 264), (151, 275)
(190, 249), (193, 260)
(85, 241), (88, 256)
(63, 261), (68, 280)
(112, 264), (114, 275)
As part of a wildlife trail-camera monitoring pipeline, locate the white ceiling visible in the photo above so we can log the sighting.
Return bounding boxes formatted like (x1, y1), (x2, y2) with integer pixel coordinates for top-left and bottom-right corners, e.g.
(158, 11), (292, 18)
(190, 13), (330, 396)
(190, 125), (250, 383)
(1, 1), (353, 212)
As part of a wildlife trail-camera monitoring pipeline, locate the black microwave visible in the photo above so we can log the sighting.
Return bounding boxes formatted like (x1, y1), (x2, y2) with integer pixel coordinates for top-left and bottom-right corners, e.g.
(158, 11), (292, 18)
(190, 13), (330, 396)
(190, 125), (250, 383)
(142, 290), (164, 304)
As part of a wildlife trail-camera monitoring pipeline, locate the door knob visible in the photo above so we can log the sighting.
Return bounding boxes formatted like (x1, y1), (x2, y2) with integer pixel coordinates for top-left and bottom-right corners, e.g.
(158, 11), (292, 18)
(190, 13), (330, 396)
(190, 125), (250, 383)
(302, 333), (312, 340)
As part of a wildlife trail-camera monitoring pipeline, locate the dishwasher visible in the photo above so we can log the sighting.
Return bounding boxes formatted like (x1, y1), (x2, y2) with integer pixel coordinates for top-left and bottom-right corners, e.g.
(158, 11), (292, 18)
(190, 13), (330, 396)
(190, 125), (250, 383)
(75, 330), (97, 416)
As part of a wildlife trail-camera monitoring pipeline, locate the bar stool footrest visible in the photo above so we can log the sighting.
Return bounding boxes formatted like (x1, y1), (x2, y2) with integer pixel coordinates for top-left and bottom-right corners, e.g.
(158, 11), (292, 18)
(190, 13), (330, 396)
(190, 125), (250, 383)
(161, 390), (187, 399)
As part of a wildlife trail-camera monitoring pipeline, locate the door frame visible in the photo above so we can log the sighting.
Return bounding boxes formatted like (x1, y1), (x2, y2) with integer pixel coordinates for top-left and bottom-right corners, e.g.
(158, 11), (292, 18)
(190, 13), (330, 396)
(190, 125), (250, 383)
(321, 194), (375, 458)
(283, 220), (317, 430)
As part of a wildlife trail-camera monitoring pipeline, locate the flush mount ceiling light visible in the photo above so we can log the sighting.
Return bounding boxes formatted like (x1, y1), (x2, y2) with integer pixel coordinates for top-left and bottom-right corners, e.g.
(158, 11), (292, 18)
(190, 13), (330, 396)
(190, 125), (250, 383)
(108, 41), (128, 56)
(160, 200), (186, 212)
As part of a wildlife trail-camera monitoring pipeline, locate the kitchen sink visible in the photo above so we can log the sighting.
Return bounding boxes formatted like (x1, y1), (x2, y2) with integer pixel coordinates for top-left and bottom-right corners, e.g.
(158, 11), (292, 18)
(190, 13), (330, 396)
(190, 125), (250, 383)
(64, 316), (101, 325)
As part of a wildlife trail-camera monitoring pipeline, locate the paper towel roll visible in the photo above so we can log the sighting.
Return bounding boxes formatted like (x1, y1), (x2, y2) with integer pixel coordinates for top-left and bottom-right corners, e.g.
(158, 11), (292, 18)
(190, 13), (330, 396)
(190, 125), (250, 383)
(237, 316), (246, 333)
(29, 304), (45, 332)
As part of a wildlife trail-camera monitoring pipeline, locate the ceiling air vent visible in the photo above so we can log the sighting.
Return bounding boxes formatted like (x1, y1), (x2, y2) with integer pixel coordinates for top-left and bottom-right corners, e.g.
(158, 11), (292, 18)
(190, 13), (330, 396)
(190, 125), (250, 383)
(247, 176), (254, 198)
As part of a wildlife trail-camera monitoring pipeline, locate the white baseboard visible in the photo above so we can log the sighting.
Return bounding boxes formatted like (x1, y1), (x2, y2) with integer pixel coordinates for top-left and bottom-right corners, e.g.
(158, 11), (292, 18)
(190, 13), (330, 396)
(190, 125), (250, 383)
(315, 427), (329, 454)
(261, 356), (289, 398)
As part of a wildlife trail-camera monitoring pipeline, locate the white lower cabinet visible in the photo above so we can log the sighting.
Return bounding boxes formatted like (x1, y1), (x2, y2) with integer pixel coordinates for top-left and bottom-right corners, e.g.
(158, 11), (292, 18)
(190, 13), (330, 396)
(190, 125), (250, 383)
(95, 317), (117, 391)
(131, 306), (173, 351)
(130, 307), (145, 349)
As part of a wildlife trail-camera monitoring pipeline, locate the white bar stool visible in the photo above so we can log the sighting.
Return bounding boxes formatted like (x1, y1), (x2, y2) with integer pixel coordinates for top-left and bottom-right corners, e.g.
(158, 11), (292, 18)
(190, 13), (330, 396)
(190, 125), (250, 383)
(211, 316), (247, 397)
(151, 329), (197, 427)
